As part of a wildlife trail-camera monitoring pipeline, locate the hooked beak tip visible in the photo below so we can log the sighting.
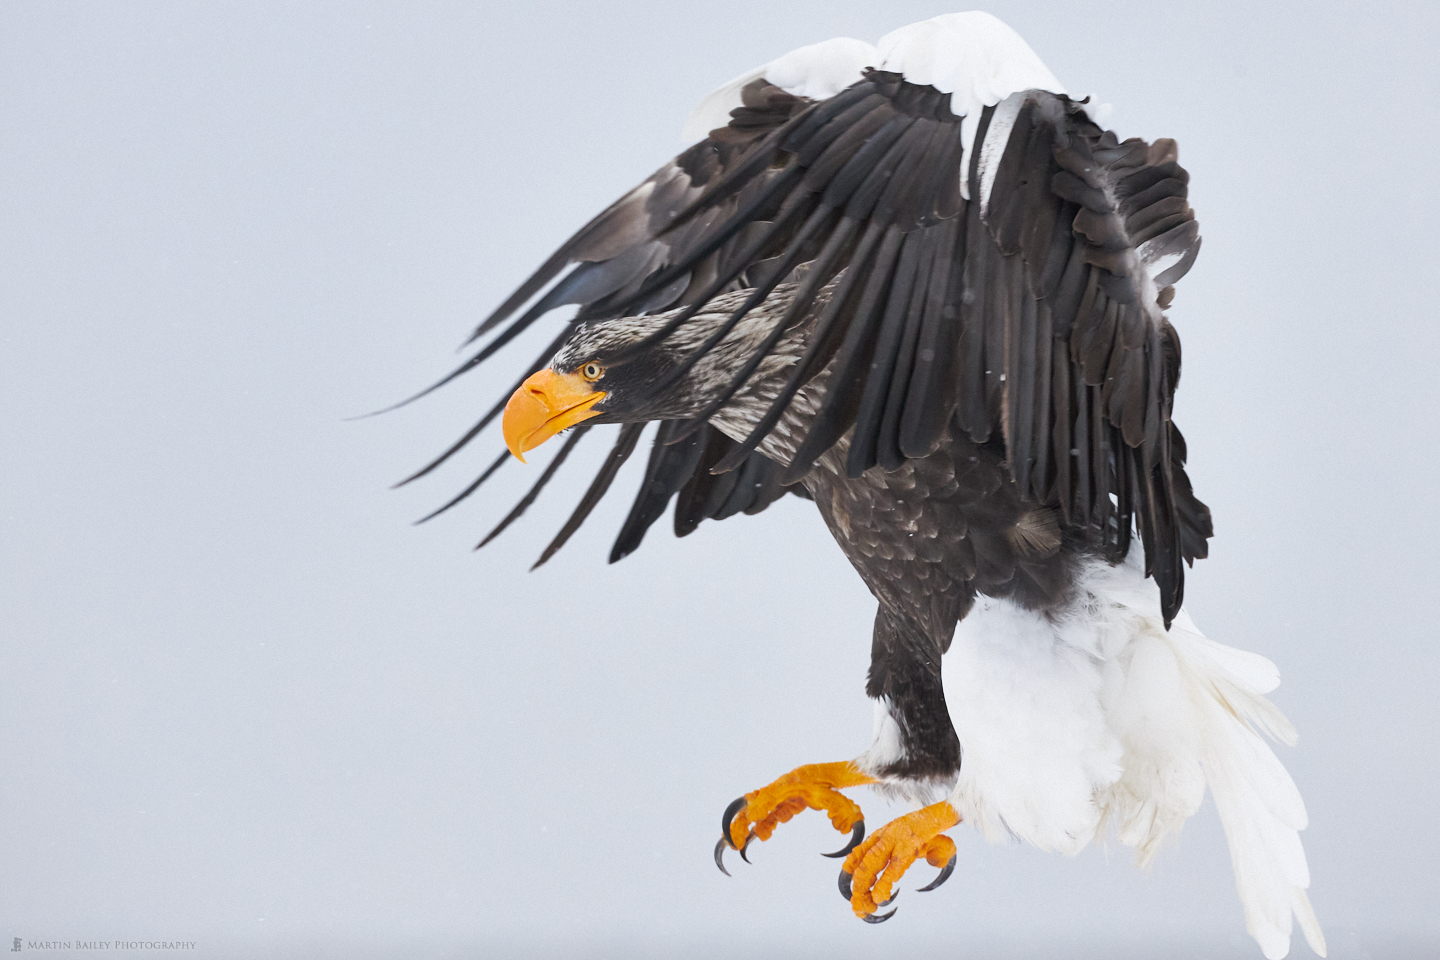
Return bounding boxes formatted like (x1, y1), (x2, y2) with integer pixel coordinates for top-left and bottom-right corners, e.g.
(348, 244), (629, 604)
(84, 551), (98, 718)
(502, 369), (605, 462)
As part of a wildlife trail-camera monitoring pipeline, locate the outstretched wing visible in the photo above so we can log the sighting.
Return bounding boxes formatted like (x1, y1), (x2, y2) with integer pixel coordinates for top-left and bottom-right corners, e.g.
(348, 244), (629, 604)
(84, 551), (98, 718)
(413, 20), (1212, 621)
(406, 77), (824, 564)
(585, 72), (1210, 621)
(593, 72), (1212, 621)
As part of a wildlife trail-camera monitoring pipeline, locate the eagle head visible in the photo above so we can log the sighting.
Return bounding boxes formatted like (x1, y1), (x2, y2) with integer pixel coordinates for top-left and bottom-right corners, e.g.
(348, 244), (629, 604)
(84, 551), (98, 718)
(501, 291), (804, 461)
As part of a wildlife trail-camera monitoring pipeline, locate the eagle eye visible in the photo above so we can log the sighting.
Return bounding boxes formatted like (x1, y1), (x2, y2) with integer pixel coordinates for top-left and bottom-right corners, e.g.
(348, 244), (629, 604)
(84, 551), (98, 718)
(580, 361), (605, 381)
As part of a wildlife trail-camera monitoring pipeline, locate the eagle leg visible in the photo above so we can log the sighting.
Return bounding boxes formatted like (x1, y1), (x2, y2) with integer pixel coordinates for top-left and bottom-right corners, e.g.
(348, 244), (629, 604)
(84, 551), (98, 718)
(838, 800), (960, 920)
(715, 761), (876, 874)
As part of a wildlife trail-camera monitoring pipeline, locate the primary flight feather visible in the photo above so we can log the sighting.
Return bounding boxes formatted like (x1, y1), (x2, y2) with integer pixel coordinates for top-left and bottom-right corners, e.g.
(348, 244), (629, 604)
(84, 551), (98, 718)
(403, 12), (1324, 958)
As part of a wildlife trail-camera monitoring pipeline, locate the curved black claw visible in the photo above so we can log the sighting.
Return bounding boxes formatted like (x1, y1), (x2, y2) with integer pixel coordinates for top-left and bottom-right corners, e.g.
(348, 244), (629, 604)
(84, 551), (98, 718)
(719, 795), (747, 843)
(715, 795), (751, 876)
(916, 855), (956, 893)
(821, 820), (865, 858)
(714, 835), (755, 875)
(714, 836), (733, 877)
(840, 867), (897, 915)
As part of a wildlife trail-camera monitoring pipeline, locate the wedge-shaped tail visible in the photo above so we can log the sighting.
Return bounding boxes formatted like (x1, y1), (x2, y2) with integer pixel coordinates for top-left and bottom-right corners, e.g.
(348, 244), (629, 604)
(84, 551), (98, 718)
(945, 550), (1325, 959)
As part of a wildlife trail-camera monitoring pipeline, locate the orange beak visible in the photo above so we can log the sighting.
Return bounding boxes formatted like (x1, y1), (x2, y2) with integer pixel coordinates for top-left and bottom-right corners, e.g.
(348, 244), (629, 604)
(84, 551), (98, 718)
(502, 369), (606, 462)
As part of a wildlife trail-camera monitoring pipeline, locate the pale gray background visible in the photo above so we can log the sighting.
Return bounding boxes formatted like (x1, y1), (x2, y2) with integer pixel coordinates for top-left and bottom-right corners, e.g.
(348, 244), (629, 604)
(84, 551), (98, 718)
(3, 2), (1437, 958)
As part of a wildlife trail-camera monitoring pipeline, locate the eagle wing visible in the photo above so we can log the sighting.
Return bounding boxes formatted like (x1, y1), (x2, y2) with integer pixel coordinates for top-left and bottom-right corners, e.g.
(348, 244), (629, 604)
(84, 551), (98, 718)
(405, 77), (820, 564)
(652, 76), (1212, 621)
(417, 38), (1212, 621)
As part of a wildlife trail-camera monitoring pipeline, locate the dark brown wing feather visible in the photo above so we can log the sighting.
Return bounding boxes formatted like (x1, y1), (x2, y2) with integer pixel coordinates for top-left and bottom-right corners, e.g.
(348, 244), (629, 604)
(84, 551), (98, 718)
(418, 70), (1212, 621)
(513, 72), (1210, 622)
(413, 79), (817, 565)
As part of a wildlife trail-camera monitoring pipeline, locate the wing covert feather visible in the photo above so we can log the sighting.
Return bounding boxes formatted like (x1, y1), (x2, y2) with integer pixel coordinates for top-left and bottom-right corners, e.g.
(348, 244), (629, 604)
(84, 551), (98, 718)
(414, 68), (1212, 620)
(579, 75), (1210, 621)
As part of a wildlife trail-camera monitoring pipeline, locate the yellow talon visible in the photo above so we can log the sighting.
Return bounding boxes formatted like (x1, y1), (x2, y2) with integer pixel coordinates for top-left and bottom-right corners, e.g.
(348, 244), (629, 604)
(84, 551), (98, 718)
(725, 762), (876, 852)
(842, 800), (960, 917)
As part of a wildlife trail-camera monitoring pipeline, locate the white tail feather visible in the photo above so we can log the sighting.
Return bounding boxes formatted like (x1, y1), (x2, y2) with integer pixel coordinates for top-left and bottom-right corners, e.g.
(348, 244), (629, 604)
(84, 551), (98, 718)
(1097, 557), (1325, 958)
(944, 549), (1324, 957)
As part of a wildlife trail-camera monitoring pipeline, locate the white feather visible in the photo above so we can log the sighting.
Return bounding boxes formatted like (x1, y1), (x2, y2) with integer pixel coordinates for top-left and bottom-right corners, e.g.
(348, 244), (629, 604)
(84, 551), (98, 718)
(681, 38), (877, 144)
(679, 12), (1105, 204)
(855, 698), (906, 772)
(764, 37), (878, 103)
(876, 13), (1063, 116)
(682, 12), (1076, 194)
(941, 548), (1326, 958)
(944, 593), (1123, 853)
(876, 12), (1066, 199)
(976, 91), (1025, 216)
(1139, 245), (1184, 280)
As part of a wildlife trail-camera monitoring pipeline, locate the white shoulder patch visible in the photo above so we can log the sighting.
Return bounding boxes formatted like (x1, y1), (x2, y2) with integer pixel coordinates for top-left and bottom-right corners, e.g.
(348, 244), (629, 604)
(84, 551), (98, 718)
(681, 37), (878, 144)
(764, 37), (879, 102)
(877, 12), (1066, 200)
(682, 15), (1105, 202)
(876, 12), (1064, 121)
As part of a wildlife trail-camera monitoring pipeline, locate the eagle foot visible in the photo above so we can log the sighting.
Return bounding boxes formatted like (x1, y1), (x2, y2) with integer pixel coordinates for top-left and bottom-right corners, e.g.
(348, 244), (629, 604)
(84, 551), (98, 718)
(838, 800), (960, 920)
(715, 761), (876, 876)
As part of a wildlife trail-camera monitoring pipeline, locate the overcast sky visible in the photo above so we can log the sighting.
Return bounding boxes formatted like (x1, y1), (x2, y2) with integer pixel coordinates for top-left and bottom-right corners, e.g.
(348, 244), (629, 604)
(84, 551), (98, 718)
(3, 2), (1438, 958)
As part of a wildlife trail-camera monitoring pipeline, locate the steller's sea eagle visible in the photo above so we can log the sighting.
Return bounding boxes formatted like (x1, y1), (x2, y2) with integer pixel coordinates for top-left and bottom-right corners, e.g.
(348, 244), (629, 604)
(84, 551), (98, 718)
(397, 11), (1325, 958)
